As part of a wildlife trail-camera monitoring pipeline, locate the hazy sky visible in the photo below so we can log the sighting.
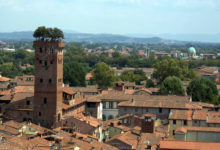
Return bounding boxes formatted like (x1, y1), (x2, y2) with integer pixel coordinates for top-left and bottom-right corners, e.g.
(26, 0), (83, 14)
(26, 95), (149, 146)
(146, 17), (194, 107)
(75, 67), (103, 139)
(0, 0), (220, 34)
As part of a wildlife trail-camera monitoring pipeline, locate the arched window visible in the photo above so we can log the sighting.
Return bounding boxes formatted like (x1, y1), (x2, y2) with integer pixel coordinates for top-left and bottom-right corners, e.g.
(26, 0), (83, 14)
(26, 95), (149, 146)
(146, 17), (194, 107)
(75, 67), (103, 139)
(102, 115), (106, 121)
(108, 115), (113, 120)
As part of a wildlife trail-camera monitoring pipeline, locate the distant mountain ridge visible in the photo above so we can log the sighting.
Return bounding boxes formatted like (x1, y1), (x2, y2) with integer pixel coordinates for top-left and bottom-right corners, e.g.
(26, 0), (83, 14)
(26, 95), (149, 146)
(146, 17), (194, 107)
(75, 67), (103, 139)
(126, 33), (220, 43)
(0, 31), (219, 44)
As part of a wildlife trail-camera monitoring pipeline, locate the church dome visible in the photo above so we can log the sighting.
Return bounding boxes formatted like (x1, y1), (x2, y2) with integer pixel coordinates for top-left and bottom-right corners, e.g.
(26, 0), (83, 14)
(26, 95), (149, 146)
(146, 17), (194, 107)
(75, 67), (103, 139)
(188, 47), (196, 54)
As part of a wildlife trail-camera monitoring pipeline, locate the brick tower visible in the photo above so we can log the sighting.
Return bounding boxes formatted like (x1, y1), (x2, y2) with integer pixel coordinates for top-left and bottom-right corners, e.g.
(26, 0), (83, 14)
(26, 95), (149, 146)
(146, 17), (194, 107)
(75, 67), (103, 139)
(33, 40), (65, 128)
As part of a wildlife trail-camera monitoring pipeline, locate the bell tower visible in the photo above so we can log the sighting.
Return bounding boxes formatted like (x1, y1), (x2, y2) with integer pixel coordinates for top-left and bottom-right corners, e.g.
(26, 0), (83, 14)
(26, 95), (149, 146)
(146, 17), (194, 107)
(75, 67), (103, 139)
(33, 40), (64, 128)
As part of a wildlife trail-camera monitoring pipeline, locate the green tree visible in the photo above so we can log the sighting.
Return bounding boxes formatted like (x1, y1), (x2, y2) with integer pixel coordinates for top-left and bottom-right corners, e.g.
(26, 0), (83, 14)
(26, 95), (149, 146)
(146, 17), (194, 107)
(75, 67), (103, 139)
(120, 70), (146, 85)
(145, 79), (154, 88)
(153, 58), (197, 83)
(187, 78), (218, 104)
(160, 76), (185, 95)
(63, 62), (86, 86)
(23, 66), (34, 75)
(92, 62), (115, 89)
(0, 63), (22, 78)
(33, 26), (64, 41)
(112, 51), (121, 58)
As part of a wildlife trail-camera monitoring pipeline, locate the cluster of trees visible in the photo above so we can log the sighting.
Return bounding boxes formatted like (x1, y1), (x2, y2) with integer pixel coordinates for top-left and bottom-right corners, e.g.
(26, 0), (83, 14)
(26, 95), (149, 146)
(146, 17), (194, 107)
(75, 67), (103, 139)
(152, 58), (219, 104)
(120, 69), (146, 85)
(187, 78), (219, 104)
(153, 58), (197, 84)
(33, 26), (64, 41)
(0, 49), (34, 78)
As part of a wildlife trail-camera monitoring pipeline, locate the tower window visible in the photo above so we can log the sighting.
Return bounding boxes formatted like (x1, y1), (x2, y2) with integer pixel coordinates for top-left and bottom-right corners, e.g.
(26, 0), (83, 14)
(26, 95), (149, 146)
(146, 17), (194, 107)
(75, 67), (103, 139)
(40, 78), (43, 83)
(39, 112), (41, 116)
(39, 48), (42, 53)
(39, 60), (42, 64)
(50, 60), (53, 64)
(44, 61), (47, 66)
(26, 100), (30, 105)
(58, 113), (61, 121)
(159, 108), (162, 113)
(49, 79), (52, 83)
(44, 97), (47, 104)
(184, 120), (187, 125)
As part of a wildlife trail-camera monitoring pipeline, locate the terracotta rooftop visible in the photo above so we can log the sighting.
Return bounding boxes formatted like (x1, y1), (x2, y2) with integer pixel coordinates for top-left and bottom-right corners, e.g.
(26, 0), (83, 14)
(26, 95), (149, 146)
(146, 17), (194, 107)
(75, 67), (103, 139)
(0, 124), (20, 135)
(133, 88), (152, 95)
(169, 109), (193, 120)
(0, 76), (11, 82)
(192, 109), (207, 120)
(72, 85), (99, 93)
(147, 88), (160, 93)
(63, 87), (75, 95)
(23, 122), (52, 135)
(85, 73), (93, 80)
(136, 133), (161, 150)
(196, 66), (218, 75)
(160, 140), (220, 150)
(192, 102), (214, 108)
(63, 113), (102, 128)
(107, 131), (139, 149)
(176, 126), (220, 134)
(4, 120), (23, 129)
(118, 96), (197, 109)
(0, 92), (33, 102)
(207, 111), (220, 124)
(0, 86), (34, 95)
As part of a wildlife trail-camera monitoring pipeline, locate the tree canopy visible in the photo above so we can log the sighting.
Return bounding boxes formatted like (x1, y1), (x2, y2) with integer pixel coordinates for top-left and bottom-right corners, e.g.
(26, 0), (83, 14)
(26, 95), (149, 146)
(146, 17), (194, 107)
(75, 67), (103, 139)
(160, 76), (185, 96)
(33, 26), (64, 41)
(63, 62), (86, 86)
(153, 58), (197, 83)
(92, 62), (116, 89)
(120, 69), (146, 85)
(187, 78), (219, 104)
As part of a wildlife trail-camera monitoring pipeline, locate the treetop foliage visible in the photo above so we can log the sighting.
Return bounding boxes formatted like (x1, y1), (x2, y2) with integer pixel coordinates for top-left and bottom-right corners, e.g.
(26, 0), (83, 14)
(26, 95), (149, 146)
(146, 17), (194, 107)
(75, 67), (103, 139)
(160, 76), (185, 96)
(153, 58), (197, 83)
(33, 26), (64, 41)
(92, 62), (116, 89)
(187, 78), (219, 104)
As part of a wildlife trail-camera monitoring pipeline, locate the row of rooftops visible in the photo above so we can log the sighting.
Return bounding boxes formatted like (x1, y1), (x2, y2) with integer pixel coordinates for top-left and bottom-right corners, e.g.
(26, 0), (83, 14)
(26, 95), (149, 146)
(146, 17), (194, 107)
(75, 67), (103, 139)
(169, 109), (220, 124)
(0, 119), (117, 150)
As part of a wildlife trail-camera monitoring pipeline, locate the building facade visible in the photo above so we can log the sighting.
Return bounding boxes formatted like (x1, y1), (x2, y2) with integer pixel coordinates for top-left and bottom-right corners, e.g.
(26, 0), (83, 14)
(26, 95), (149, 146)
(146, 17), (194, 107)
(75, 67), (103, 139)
(33, 41), (64, 127)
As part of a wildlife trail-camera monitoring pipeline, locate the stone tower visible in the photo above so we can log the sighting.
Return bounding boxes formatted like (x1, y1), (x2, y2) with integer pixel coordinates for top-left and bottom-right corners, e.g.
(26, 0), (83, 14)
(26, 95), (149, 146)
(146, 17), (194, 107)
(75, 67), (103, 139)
(33, 40), (64, 128)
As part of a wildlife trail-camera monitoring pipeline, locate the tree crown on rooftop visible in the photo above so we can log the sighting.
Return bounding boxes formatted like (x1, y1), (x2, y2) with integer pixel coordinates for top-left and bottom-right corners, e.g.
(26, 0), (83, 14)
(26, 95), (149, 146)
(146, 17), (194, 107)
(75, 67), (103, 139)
(33, 26), (64, 41)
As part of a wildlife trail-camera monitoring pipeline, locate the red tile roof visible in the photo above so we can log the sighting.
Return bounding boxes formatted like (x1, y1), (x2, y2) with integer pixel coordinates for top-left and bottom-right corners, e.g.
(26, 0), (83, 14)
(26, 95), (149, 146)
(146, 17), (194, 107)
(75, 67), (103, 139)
(169, 109), (193, 120)
(107, 131), (139, 149)
(207, 111), (220, 124)
(160, 140), (220, 150)
(175, 126), (220, 134)
(0, 76), (11, 82)
(63, 88), (75, 95)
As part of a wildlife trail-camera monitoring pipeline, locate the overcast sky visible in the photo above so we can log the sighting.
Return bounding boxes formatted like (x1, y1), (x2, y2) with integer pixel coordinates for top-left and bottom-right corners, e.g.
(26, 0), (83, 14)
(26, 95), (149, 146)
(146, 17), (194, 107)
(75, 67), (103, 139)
(0, 0), (220, 34)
